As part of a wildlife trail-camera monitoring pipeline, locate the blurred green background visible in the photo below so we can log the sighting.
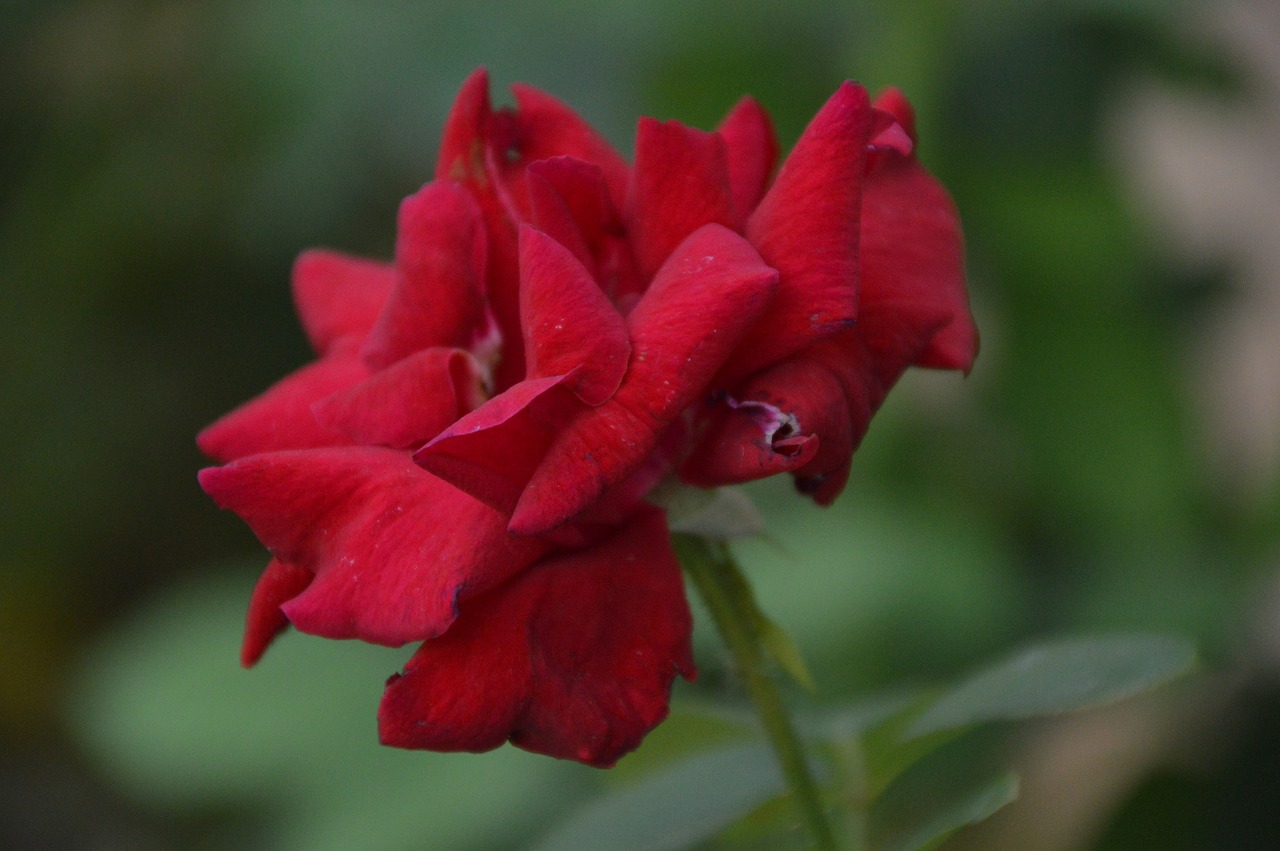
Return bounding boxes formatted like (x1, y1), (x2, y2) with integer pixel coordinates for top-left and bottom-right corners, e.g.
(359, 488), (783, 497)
(3, 0), (1279, 848)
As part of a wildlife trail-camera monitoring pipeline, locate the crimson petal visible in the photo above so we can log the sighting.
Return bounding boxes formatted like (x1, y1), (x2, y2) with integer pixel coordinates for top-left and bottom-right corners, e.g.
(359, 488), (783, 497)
(240, 558), (312, 668)
(199, 448), (548, 646)
(291, 251), (395, 355)
(414, 375), (575, 515)
(435, 68), (492, 184)
(727, 81), (872, 383)
(717, 96), (779, 223)
(362, 182), (488, 370)
(526, 157), (621, 277)
(312, 347), (485, 449)
(378, 506), (694, 767)
(510, 224), (779, 535)
(196, 342), (367, 463)
(627, 118), (736, 282)
(509, 83), (631, 213)
(519, 225), (630, 405)
(861, 143), (977, 372)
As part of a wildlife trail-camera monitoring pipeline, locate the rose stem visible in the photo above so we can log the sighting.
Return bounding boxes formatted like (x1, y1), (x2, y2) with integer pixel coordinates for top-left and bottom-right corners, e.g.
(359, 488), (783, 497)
(680, 537), (839, 851)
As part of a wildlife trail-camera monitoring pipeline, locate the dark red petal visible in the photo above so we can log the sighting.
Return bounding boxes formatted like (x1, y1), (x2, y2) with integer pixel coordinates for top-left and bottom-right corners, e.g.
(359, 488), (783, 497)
(857, 300), (955, 390)
(526, 167), (594, 272)
(435, 68), (492, 184)
(196, 343), (367, 463)
(861, 154), (977, 372)
(729, 82), (873, 383)
(509, 83), (630, 214)
(378, 506), (695, 767)
(519, 225), (630, 405)
(199, 448), (548, 646)
(681, 379), (827, 488)
(626, 118), (736, 281)
(525, 157), (626, 285)
(717, 96), (779, 222)
(291, 251), (395, 355)
(510, 224), (779, 535)
(414, 375), (576, 515)
(796, 304), (948, 503)
(527, 157), (618, 253)
(686, 292), (950, 503)
(362, 182), (488, 370)
(240, 558), (312, 668)
(872, 87), (916, 143)
(312, 347), (484, 449)
(868, 107), (914, 157)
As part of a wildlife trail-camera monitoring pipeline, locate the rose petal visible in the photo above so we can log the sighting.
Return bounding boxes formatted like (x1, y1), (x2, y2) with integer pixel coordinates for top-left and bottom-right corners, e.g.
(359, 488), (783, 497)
(378, 506), (694, 767)
(362, 182), (488, 370)
(526, 157), (619, 273)
(727, 81), (873, 383)
(413, 375), (575, 515)
(510, 224), (779, 535)
(519, 225), (630, 405)
(312, 347), (485, 449)
(435, 68), (492, 184)
(526, 168), (594, 273)
(196, 342), (367, 463)
(681, 380), (826, 488)
(871, 87), (916, 142)
(509, 83), (631, 214)
(861, 146), (978, 372)
(626, 118), (737, 282)
(291, 251), (396, 355)
(240, 558), (313, 668)
(856, 300), (955, 391)
(199, 448), (548, 646)
(717, 96), (779, 223)
(686, 335), (860, 499)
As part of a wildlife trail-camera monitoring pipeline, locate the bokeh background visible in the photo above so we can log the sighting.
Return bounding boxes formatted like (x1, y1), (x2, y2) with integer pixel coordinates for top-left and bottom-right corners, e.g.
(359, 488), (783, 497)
(3, 0), (1279, 848)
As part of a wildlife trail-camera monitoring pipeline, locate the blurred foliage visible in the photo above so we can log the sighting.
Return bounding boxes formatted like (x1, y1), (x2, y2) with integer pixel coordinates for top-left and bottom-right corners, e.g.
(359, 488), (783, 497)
(3, 0), (1279, 848)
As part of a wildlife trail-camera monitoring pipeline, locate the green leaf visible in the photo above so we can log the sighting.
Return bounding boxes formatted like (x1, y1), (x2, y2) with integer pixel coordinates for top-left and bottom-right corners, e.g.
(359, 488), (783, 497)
(905, 635), (1195, 739)
(876, 773), (1019, 851)
(755, 612), (816, 692)
(531, 743), (785, 851)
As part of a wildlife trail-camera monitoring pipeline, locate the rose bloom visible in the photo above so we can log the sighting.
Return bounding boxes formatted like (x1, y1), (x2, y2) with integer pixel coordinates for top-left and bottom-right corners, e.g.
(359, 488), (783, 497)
(197, 70), (977, 767)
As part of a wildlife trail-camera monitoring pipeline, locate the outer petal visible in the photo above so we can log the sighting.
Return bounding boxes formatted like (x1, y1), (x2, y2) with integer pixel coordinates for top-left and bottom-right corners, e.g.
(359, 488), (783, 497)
(312, 347), (485, 449)
(196, 342), (367, 463)
(510, 224), (779, 535)
(378, 507), (695, 767)
(681, 372), (828, 488)
(435, 68), (492, 184)
(509, 83), (631, 213)
(362, 182), (488, 370)
(413, 375), (576, 515)
(626, 118), (736, 281)
(199, 448), (549, 646)
(240, 558), (312, 668)
(519, 225), (630, 405)
(727, 82), (873, 383)
(684, 339), (857, 500)
(717, 96), (779, 223)
(526, 157), (620, 278)
(292, 251), (396, 355)
(871, 87), (917, 142)
(861, 141), (977, 372)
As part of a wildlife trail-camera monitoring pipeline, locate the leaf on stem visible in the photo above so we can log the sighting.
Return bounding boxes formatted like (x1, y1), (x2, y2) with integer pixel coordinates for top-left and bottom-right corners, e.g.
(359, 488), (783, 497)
(904, 634), (1196, 740)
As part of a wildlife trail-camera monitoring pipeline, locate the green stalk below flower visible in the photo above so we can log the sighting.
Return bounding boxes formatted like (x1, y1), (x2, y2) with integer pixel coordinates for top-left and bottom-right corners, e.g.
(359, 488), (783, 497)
(678, 535), (839, 851)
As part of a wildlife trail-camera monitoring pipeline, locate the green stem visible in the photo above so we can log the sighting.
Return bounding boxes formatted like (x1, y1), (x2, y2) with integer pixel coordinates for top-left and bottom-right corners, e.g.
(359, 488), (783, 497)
(679, 536), (838, 851)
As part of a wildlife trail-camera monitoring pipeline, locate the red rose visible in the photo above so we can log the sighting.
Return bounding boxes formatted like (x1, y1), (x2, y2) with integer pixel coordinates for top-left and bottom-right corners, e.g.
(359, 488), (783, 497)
(197, 70), (976, 766)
